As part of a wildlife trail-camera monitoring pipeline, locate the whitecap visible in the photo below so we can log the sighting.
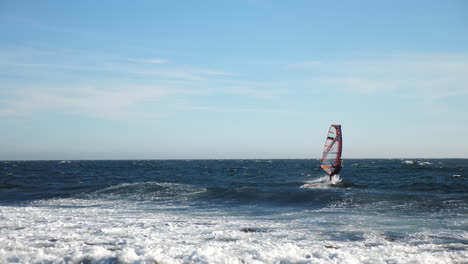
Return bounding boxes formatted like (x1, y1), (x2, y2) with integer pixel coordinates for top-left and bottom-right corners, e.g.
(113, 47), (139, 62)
(300, 175), (340, 189)
(418, 161), (433, 166)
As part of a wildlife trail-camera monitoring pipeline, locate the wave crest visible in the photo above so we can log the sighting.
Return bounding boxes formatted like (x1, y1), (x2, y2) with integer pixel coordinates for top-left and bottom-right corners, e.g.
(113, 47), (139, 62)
(89, 182), (207, 202)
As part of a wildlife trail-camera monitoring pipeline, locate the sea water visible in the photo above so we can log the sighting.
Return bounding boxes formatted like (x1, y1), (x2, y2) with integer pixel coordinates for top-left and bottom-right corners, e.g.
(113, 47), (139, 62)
(0, 159), (467, 264)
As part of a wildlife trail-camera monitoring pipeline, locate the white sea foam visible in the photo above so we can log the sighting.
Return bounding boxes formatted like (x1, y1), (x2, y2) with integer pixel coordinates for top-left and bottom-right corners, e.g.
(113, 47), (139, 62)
(402, 160), (433, 166)
(418, 161), (433, 166)
(300, 176), (333, 189)
(0, 199), (467, 264)
(330, 174), (342, 184)
(300, 175), (342, 189)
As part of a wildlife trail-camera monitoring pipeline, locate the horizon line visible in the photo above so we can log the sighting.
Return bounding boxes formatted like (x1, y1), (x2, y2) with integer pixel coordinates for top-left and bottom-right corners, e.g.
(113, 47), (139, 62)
(1, 157), (467, 161)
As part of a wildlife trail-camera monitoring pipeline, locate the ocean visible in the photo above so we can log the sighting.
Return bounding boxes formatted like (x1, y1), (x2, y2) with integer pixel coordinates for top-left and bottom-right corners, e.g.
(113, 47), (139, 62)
(0, 159), (467, 264)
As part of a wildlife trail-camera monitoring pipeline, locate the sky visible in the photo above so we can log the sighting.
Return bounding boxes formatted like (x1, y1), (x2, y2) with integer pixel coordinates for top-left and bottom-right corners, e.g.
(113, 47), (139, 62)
(0, 0), (467, 160)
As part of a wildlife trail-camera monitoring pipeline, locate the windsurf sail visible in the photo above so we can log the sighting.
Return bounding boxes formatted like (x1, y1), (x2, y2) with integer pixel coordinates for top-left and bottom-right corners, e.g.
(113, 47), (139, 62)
(320, 124), (343, 175)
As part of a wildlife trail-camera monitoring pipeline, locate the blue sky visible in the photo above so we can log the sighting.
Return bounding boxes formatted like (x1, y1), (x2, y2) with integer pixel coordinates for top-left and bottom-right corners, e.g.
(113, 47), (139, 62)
(1, 0), (467, 159)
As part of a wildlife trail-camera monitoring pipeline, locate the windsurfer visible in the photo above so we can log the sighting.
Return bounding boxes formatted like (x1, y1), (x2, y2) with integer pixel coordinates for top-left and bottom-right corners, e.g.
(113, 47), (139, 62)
(320, 124), (343, 182)
(330, 160), (343, 181)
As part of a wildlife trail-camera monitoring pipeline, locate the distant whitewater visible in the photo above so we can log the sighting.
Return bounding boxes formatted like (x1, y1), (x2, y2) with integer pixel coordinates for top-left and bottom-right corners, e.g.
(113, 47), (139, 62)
(1, 159), (467, 263)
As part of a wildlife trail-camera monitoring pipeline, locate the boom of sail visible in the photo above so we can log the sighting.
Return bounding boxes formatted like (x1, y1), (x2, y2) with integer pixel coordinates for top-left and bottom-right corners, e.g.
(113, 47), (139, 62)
(320, 124), (343, 175)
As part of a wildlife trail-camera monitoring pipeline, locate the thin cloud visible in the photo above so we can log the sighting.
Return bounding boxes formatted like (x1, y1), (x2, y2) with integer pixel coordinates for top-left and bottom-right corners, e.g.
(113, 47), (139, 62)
(127, 58), (169, 64)
(0, 44), (280, 121)
(0, 82), (284, 120)
(323, 77), (395, 94)
(0, 84), (171, 120)
(181, 105), (303, 115)
(286, 60), (322, 69)
(0, 47), (233, 81)
(288, 53), (468, 98)
(136, 67), (232, 81)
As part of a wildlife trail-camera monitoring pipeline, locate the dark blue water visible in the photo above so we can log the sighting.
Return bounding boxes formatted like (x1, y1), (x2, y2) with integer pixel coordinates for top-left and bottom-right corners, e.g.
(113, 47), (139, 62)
(1, 159), (467, 263)
(1, 159), (467, 209)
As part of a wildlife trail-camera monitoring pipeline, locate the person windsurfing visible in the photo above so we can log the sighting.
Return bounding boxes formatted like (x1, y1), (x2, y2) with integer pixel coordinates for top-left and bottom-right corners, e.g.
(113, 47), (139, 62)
(329, 160), (343, 181)
(320, 124), (343, 182)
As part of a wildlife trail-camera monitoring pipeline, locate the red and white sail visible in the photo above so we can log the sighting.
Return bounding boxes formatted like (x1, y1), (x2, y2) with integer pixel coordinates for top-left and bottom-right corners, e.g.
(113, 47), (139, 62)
(320, 124), (343, 175)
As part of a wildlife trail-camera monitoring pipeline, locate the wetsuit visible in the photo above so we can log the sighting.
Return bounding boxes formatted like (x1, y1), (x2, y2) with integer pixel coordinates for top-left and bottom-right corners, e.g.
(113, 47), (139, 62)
(329, 165), (342, 181)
